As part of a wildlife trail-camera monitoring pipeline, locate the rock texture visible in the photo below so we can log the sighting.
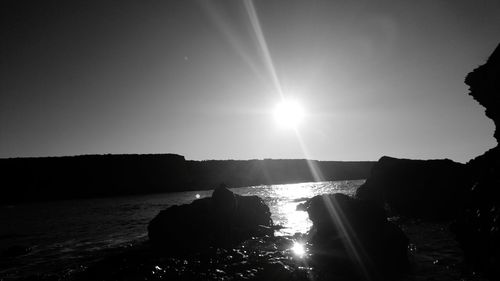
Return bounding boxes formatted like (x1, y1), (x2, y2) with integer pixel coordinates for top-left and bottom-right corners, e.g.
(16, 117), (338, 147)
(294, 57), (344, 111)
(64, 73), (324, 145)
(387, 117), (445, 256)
(451, 43), (500, 278)
(303, 193), (409, 278)
(465, 44), (500, 142)
(148, 186), (273, 252)
(356, 156), (472, 220)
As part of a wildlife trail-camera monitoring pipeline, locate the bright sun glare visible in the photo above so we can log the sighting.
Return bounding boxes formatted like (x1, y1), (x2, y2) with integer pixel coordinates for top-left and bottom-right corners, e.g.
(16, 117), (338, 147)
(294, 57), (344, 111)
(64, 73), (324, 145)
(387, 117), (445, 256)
(273, 100), (305, 129)
(291, 241), (306, 257)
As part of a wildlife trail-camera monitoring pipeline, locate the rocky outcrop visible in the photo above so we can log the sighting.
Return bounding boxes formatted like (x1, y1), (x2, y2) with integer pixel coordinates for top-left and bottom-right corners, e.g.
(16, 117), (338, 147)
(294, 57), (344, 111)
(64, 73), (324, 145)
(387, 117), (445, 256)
(303, 193), (409, 278)
(465, 44), (500, 142)
(355, 156), (473, 220)
(350, 43), (500, 278)
(451, 43), (500, 279)
(148, 186), (273, 252)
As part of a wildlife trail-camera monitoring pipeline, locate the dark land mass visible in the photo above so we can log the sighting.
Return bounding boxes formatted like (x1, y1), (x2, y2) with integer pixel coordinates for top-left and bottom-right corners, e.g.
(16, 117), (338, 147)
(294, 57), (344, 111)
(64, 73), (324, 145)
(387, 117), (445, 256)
(0, 155), (374, 204)
(356, 156), (473, 220)
(185, 159), (373, 188)
(356, 42), (500, 279)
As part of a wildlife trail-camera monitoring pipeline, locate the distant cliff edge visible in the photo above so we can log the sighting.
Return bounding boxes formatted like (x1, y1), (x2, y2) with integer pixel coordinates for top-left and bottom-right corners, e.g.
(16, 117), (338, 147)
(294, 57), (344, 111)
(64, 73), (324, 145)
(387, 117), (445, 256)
(0, 154), (374, 204)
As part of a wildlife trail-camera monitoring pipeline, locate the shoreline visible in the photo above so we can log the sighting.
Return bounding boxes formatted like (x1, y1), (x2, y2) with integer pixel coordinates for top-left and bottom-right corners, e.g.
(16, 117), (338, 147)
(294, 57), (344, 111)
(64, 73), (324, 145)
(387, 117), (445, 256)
(2, 216), (487, 281)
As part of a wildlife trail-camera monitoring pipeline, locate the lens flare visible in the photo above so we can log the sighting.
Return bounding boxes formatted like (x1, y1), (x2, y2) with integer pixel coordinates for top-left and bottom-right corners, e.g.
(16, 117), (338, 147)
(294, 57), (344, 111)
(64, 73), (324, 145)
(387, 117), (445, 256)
(244, 0), (284, 98)
(274, 100), (305, 129)
(291, 241), (306, 257)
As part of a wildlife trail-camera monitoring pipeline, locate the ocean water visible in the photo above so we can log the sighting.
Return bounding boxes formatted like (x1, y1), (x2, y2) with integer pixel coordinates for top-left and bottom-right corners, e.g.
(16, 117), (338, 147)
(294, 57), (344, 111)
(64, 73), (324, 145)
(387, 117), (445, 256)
(0, 180), (363, 278)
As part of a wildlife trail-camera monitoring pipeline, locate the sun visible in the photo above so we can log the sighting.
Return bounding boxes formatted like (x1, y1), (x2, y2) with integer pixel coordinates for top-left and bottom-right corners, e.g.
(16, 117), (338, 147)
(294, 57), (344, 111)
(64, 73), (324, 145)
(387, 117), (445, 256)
(273, 99), (305, 129)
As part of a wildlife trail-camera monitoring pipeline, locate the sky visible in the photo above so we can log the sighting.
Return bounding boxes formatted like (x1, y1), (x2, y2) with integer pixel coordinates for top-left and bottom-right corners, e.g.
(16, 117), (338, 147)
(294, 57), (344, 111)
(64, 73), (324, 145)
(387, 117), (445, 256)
(1, 0), (499, 163)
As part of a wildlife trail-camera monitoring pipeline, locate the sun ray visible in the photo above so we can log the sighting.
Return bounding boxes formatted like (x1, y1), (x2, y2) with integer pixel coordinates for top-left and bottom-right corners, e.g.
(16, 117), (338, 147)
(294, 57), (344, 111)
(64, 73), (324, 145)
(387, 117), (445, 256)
(274, 99), (305, 129)
(293, 130), (325, 182)
(208, 2), (333, 232)
(243, 0), (284, 99)
(321, 195), (372, 280)
(198, 1), (268, 86)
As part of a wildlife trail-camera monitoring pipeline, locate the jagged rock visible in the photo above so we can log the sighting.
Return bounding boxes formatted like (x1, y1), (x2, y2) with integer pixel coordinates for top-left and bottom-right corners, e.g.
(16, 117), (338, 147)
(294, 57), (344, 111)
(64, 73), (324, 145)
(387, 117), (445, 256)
(451, 43), (500, 279)
(304, 193), (409, 278)
(148, 186), (272, 252)
(355, 156), (473, 220)
(465, 44), (500, 142)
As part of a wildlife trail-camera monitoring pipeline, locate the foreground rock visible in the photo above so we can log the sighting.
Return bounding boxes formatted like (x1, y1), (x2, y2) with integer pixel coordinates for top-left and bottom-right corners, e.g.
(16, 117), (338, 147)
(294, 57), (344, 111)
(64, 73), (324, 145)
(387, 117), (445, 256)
(148, 186), (273, 251)
(68, 235), (389, 281)
(303, 193), (410, 279)
(19, 220), (485, 281)
(451, 43), (500, 279)
(355, 156), (473, 220)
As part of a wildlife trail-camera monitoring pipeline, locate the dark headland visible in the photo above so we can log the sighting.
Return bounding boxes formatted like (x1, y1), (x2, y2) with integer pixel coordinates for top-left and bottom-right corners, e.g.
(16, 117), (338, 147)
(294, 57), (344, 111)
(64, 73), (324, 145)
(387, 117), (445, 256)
(0, 155), (374, 204)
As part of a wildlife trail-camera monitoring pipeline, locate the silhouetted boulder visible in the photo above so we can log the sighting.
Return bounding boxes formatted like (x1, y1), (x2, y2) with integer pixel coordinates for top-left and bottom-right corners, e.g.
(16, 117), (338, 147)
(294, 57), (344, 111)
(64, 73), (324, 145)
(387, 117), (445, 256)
(451, 43), (500, 279)
(303, 193), (409, 278)
(355, 156), (473, 220)
(148, 186), (272, 252)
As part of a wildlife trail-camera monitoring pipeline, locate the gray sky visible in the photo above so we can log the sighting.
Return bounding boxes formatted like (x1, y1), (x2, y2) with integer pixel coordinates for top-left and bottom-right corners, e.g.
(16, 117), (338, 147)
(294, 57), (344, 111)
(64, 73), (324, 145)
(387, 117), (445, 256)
(1, 0), (499, 162)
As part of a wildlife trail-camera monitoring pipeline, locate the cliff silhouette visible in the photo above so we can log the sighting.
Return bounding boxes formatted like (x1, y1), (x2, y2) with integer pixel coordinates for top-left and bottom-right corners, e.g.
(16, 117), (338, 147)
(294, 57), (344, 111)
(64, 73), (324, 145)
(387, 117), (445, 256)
(466, 43), (500, 142)
(0, 154), (374, 204)
(355, 42), (500, 279)
(0, 154), (188, 203)
(453, 43), (500, 278)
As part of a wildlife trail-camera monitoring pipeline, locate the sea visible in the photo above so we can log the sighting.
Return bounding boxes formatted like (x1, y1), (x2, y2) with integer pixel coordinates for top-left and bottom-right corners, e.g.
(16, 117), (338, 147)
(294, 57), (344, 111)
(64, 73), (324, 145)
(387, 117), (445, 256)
(0, 180), (362, 279)
(1, 180), (485, 280)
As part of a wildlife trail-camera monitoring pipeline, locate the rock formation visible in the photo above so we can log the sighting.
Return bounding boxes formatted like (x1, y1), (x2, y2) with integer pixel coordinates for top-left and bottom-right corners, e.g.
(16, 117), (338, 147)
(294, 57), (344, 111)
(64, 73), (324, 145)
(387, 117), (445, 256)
(451, 43), (500, 278)
(303, 193), (409, 278)
(148, 186), (273, 252)
(354, 43), (500, 278)
(466, 44), (500, 142)
(355, 156), (472, 220)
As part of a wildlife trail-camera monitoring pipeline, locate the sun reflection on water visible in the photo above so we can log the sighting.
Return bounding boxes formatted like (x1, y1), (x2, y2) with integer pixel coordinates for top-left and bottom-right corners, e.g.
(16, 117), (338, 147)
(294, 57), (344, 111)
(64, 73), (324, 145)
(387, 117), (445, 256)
(272, 183), (315, 236)
(291, 241), (306, 257)
(232, 180), (365, 236)
(272, 182), (316, 199)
